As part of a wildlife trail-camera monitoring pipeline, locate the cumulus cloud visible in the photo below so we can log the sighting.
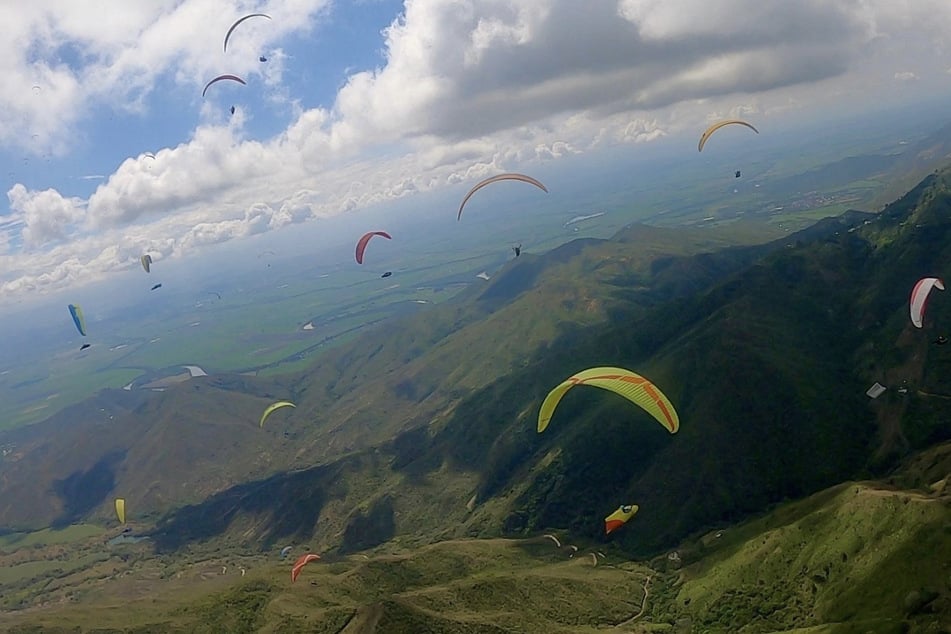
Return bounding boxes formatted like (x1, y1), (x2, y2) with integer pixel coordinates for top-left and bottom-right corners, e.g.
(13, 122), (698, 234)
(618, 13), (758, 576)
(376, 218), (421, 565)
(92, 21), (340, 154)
(2, 0), (951, 300)
(0, 0), (330, 154)
(7, 184), (85, 246)
(617, 119), (666, 145)
(325, 0), (869, 146)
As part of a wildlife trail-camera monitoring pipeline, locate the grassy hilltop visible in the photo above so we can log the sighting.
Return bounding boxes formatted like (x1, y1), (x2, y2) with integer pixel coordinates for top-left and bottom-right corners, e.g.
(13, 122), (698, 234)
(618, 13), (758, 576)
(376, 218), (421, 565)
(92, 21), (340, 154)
(1, 449), (947, 632)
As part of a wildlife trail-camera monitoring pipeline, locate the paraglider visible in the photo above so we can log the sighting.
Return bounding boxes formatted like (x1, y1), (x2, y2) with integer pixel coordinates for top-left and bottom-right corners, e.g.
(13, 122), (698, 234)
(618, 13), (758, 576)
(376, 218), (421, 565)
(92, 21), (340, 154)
(543, 534), (561, 548)
(698, 119), (759, 152)
(80, 343), (91, 351)
(381, 271), (393, 278)
(513, 244), (522, 258)
(230, 105), (236, 115)
(291, 553), (320, 582)
(202, 74), (246, 98)
(910, 277), (945, 328)
(280, 546), (292, 559)
(143, 152), (155, 160)
(260, 401), (296, 428)
(355, 231), (392, 264)
(140, 254), (152, 273)
(259, 56), (268, 62)
(537, 367), (679, 435)
(68, 304), (87, 336)
(223, 13), (272, 52)
(735, 170), (741, 178)
(604, 504), (638, 535)
(457, 173), (548, 221)
(150, 284), (162, 291)
(115, 498), (126, 524)
(866, 382), (886, 399)
(934, 336), (948, 345)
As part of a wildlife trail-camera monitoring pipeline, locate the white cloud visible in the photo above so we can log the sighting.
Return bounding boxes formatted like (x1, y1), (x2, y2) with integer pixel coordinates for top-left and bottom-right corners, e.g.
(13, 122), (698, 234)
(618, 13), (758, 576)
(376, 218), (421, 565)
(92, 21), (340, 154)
(2, 0), (951, 300)
(0, 0), (331, 155)
(894, 71), (918, 81)
(7, 184), (85, 246)
(323, 0), (871, 147)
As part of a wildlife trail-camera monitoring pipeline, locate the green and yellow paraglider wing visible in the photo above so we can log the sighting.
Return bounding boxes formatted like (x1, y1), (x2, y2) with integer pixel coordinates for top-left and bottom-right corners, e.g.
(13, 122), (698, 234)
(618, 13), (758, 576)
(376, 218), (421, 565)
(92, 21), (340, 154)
(537, 367), (679, 434)
(259, 401), (296, 428)
(68, 304), (87, 336)
(115, 498), (126, 524)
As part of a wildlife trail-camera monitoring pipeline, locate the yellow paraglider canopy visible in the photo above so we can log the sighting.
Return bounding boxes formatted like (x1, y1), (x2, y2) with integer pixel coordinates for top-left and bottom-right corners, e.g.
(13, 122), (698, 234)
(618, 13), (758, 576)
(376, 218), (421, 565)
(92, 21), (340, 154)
(115, 498), (126, 524)
(698, 119), (759, 152)
(259, 401), (296, 428)
(456, 173), (548, 221)
(537, 367), (679, 434)
(604, 504), (638, 535)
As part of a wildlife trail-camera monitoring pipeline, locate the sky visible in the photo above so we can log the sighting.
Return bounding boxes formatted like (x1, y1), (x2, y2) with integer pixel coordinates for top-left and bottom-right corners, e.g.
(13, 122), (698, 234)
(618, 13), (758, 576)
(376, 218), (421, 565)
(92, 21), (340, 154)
(2, 0), (951, 310)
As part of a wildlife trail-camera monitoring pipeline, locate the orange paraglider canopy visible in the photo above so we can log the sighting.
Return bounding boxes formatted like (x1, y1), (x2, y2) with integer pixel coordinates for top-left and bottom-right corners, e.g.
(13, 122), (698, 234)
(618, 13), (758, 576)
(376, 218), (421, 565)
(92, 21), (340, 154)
(291, 553), (320, 582)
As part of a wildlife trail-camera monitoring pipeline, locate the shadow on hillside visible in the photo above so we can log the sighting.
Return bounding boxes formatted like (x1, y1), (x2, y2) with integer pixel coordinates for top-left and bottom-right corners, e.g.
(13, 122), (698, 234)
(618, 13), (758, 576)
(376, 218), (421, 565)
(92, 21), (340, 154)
(51, 449), (126, 528)
(149, 458), (355, 552)
(339, 494), (396, 553)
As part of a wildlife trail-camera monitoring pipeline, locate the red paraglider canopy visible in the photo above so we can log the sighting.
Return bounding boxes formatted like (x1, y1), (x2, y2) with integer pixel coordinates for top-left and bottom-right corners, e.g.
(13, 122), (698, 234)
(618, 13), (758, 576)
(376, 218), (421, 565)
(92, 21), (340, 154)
(355, 231), (392, 264)
(291, 553), (320, 582)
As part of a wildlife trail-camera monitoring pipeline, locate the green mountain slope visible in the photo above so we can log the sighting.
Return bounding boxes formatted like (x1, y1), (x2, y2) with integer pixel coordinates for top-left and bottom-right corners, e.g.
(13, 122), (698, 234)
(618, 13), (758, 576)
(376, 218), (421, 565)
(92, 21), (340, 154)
(145, 209), (871, 551)
(664, 473), (951, 632)
(3, 166), (951, 584)
(435, 172), (951, 554)
(2, 165), (951, 631)
(0, 222), (781, 530)
(148, 168), (951, 560)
